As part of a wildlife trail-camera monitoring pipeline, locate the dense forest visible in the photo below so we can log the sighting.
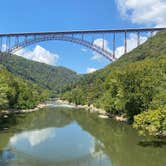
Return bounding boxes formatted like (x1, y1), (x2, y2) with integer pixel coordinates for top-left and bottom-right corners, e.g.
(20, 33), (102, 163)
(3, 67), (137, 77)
(0, 65), (49, 111)
(0, 30), (165, 137)
(61, 30), (166, 137)
(0, 53), (80, 94)
(0, 51), (81, 112)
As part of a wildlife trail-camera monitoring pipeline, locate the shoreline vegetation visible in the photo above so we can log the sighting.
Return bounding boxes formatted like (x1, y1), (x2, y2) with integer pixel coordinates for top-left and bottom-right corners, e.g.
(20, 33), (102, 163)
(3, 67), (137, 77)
(0, 30), (166, 138)
(1, 98), (165, 138)
(56, 99), (128, 122)
(1, 96), (165, 138)
(0, 98), (128, 122)
(59, 30), (166, 138)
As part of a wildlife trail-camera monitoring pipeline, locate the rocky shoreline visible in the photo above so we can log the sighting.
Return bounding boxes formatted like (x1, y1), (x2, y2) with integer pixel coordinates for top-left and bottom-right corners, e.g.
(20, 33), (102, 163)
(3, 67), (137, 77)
(56, 99), (128, 122)
(0, 98), (128, 122)
(56, 99), (109, 118)
(1, 103), (48, 115)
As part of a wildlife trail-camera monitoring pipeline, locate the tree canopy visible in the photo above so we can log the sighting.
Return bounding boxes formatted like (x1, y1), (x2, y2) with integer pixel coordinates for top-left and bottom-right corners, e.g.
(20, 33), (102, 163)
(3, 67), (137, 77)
(61, 30), (166, 137)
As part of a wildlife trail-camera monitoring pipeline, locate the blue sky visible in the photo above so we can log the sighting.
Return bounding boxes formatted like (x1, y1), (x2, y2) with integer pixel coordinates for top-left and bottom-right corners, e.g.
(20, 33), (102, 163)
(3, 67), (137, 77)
(0, 0), (165, 73)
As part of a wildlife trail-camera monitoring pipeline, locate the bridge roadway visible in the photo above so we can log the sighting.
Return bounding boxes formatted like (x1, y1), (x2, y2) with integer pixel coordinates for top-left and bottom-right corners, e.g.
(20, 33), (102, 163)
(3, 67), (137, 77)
(0, 27), (165, 61)
(0, 27), (165, 36)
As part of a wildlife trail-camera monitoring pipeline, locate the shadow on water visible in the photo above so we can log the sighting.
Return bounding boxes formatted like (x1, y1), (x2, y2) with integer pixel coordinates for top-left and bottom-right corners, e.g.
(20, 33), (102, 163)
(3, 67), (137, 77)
(71, 110), (166, 166)
(138, 140), (166, 148)
(0, 107), (73, 132)
(0, 113), (23, 131)
(0, 162), (8, 166)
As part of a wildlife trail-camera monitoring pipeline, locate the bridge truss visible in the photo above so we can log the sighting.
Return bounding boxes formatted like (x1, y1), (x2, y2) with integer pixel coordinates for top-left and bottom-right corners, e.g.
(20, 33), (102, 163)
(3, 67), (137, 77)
(0, 28), (165, 61)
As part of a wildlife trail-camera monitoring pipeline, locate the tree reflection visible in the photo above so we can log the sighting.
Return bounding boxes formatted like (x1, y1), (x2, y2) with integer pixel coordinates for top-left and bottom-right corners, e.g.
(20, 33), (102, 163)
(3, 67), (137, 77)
(0, 108), (166, 166)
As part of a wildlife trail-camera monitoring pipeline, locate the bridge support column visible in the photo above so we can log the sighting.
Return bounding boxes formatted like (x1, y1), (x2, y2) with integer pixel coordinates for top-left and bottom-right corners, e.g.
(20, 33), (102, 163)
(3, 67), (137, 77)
(102, 33), (105, 50)
(137, 31), (140, 46)
(91, 36), (94, 44)
(124, 31), (127, 54)
(0, 37), (2, 52)
(25, 35), (28, 43)
(15, 36), (19, 47)
(150, 31), (154, 38)
(81, 34), (84, 41)
(113, 32), (116, 58)
(6, 37), (11, 53)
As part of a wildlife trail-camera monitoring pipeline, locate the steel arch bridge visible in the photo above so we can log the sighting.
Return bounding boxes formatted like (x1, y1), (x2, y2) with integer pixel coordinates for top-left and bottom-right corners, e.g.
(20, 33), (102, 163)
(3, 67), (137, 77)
(0, 27), (165, 62)
(8, 35), (114, 61)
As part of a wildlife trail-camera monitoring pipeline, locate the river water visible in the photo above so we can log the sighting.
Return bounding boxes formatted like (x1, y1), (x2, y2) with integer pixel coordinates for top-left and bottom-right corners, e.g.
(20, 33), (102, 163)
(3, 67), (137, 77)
(0, 106), (166, 166)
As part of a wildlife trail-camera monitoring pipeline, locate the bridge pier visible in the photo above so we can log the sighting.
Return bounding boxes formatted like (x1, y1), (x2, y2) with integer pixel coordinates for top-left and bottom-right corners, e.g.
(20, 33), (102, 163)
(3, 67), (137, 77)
(113, 32), (116, 59)
(137, 31), (140, 46)
(15, 36), (19, 47)
(102, 33), (105, 50)
(6, 36), (11, 53)
(124, 31), (127, 54)
(0, 37), (2, 52)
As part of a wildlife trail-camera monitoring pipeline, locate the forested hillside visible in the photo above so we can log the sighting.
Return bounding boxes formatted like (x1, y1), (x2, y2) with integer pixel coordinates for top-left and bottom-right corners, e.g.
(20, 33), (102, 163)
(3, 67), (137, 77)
(0, 53), (80, 94)
(0, 65), (49, 111)
(61, 30), (166, 137)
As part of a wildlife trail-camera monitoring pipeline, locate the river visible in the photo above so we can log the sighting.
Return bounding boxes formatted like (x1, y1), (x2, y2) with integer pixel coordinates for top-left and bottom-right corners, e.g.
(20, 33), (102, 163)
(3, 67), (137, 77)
(0, 105), (166, 166)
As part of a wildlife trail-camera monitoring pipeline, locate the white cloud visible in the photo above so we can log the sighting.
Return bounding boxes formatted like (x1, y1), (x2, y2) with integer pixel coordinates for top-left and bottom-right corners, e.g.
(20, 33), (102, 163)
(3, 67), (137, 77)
(87, 67), (97, 73)
(115, 33), (147, 58)
(81, 48), (87, 52)
(1, 44), (7, 52)
(90, 1), (166, 61)
(89, 138), (105, 158)
(91, 33), (147, 60)
(16, 45), (59, 66)
(9, 128), (56, 147)
(91, 38), (112, 61)
(116, 0), (166, 27)
(91, 0), (164, 61)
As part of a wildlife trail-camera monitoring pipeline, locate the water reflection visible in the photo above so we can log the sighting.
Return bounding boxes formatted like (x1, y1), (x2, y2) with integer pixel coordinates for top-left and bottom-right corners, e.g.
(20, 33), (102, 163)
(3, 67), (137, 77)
(1, 109), (111, 165)
(0, 107), (166, 166)
(9, 128), (56, 147)
(6, 124), (101, 162)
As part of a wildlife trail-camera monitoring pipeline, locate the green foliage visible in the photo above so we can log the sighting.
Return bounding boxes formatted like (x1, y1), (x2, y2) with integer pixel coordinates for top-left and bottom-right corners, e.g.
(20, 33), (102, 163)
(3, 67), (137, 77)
(0, 65), (49, 110)
(1, 30), (166, 137)
(61, 30), (166, 136)
(0, 48), (80, 110)
(0, 69), (10, 108)
(62, 56), (166, 119)
(133, 109), (166, 137)
(0, 53), (80, 94)
(115, 29), (166, 65)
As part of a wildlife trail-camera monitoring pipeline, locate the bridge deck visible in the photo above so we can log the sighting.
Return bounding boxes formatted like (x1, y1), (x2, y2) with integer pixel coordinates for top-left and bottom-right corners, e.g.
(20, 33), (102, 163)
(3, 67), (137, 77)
(0, 27), (165, 37)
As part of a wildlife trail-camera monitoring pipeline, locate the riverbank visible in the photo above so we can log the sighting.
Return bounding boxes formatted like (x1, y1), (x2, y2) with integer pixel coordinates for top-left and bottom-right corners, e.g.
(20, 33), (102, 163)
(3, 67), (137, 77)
(0, 103), (48, 115)
(56, 99), (128, 122)
(0, 98), (128, 122)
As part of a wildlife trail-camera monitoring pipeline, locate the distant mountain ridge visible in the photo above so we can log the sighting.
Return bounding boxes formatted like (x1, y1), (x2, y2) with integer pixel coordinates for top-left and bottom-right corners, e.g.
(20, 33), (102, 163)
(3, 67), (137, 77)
(0, 53), (80, 94)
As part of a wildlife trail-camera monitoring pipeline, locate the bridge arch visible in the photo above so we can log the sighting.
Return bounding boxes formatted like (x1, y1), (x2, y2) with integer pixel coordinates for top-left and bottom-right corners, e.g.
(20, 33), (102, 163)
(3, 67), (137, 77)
(8, 35), (115, 61)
